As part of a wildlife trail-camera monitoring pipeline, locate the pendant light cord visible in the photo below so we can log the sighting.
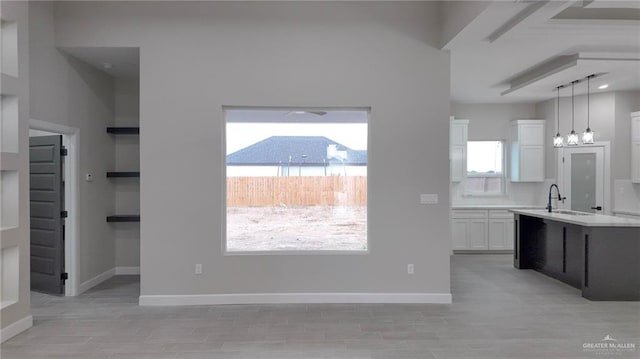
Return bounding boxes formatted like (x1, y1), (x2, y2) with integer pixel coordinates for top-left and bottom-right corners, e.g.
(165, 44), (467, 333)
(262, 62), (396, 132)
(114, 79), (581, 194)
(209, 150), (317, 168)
(571, 81), (575, 131)
(556, 86), (560, 132)
(587, 76), (590, 129)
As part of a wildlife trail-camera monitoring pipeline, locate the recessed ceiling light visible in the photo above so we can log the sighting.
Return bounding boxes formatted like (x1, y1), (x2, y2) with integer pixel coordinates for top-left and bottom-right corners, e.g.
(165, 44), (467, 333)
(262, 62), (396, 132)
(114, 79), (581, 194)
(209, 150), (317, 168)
(598, 84), (608, 90)
(102, 62), (113, 69)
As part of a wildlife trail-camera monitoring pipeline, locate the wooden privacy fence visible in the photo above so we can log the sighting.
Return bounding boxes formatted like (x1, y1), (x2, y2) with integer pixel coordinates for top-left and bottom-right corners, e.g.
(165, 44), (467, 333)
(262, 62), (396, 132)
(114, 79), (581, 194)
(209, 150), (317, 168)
(227, 176), (367, 207)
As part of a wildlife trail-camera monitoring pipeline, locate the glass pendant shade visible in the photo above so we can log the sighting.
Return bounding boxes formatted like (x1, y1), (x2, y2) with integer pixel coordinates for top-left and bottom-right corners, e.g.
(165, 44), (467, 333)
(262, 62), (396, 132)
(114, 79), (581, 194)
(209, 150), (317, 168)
(582, 128), (594, 144)
(567, 130), (579, 146)
(553, 133), (564, 147)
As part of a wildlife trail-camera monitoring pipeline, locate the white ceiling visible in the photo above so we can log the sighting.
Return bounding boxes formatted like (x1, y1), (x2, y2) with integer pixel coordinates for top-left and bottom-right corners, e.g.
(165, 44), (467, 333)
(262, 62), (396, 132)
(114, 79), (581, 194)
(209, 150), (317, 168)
(56, 2), (639, 104)
(446, 0), (640, 104)
(59, 47), (140, 78)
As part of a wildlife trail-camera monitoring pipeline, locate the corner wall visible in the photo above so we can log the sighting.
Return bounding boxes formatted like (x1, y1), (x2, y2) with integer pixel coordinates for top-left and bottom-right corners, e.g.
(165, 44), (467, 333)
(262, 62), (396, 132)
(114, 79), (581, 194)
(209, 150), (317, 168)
(114, 78), (140, 270)
(54, 1), (452, 303)
(29, 1), (116, 288)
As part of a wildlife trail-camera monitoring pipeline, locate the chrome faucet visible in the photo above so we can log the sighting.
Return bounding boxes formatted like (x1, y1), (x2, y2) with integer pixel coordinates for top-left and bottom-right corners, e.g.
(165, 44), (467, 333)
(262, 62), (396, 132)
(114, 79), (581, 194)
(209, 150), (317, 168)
(547, 184), (566, 213)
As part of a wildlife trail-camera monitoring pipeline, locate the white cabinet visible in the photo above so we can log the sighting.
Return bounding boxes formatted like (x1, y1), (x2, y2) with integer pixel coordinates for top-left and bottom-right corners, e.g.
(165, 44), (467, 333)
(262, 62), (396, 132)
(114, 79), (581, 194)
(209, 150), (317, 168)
(451, 209), (515, 251)
(631, 112), (640, 183)
(451, 210), (488, 250)
(450, 119), (469, 182)
(488, 210), (514, 250)
(468, 220), (488, 249)
(451, 219), (469, 250)
(510, 120), (545, 182)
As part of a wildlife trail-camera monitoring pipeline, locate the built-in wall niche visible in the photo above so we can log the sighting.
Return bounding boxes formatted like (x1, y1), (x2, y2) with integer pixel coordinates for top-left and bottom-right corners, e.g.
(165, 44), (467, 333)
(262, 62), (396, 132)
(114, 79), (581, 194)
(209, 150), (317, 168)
(0, 245), (19, 308)
(0, 170), (18, 229)
(1, 95), (19, 153)
(1, 20), (19, 77)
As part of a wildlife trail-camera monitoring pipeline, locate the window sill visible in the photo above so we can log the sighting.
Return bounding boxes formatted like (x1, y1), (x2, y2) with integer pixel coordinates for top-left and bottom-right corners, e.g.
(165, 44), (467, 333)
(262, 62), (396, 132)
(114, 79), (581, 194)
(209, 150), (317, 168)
(461, 193), (508, 198)
(223, 249), (369, 256)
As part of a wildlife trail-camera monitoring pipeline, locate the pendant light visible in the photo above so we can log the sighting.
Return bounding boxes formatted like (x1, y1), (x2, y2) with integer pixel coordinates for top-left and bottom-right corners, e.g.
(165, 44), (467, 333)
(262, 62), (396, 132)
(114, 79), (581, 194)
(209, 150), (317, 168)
(567, 81), (579, 146)
(582, 74), (595, 144)
(553, 86), (564, 147)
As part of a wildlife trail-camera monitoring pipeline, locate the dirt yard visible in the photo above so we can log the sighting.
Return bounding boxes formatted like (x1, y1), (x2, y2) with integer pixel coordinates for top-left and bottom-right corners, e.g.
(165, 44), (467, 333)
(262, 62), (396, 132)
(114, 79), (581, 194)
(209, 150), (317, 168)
(227, 206), (367, 251)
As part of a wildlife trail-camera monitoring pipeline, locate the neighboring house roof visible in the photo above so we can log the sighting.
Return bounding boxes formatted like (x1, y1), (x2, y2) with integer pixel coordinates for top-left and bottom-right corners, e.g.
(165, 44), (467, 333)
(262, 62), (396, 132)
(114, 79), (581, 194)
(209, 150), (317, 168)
(227, 136), (367, 166)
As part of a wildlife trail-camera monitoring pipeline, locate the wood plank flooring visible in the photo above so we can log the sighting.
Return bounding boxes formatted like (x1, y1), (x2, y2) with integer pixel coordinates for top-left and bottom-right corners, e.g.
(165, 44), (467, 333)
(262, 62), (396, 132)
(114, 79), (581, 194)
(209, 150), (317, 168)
(2, 254), (639, 358)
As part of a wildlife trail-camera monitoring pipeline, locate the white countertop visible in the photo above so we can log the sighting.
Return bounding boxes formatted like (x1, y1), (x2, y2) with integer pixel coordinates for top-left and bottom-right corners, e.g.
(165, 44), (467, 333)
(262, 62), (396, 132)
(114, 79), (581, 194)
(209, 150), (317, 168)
(613, 209), (640, 217)
(510, 209), (640, 228)
(452, 205), (544, 210)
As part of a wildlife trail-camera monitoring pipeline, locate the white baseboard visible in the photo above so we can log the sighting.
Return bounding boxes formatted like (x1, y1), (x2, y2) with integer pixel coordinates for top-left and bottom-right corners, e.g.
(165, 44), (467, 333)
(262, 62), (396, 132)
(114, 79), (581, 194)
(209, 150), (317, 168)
(139, 292), (453, 306)
(115, 266), (140, 275)
(78, 268), (115, 294)
(1, 315), (33, 343)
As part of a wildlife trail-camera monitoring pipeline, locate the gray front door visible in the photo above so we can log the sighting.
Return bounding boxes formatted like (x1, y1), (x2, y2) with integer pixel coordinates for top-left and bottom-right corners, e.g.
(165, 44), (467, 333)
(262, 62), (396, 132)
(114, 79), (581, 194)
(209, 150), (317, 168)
(29, 135), (65, 295)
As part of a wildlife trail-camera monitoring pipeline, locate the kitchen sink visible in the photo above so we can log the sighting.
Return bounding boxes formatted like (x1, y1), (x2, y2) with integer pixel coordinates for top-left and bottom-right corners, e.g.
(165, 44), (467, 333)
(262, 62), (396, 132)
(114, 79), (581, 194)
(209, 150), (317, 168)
(552, 210), (593, 216)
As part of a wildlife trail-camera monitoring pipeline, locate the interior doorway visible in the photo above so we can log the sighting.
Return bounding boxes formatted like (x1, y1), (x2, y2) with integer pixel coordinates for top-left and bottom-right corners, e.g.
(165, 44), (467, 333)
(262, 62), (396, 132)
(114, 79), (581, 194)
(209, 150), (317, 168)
(29, 120), (80, 296)
(558, 143), (610, 214)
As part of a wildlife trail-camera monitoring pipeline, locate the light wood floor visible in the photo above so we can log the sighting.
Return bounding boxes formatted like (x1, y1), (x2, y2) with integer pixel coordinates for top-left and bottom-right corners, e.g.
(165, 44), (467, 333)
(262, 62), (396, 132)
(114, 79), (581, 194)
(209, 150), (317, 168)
(2, 254), (639, 358)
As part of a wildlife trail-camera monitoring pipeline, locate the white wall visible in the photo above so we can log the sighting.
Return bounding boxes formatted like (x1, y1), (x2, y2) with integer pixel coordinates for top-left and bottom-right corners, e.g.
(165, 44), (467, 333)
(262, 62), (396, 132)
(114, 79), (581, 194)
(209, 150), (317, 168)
(54, 1), (452, 302)
(114, 78), (140, 269)
(614, 91), (640, 180)
(613, 91), (640, 213)
(29, 1), (116, 285)
(450, 102), (550, 206)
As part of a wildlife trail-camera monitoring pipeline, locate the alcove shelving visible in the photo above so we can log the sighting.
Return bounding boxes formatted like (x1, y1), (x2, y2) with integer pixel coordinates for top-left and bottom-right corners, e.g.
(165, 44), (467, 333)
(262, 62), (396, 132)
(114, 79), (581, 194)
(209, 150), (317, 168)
(106, 127), (139, 135)
(106, 215), (140, 223)
(106, 171), (140, 178)
(107, 126), (140, 222)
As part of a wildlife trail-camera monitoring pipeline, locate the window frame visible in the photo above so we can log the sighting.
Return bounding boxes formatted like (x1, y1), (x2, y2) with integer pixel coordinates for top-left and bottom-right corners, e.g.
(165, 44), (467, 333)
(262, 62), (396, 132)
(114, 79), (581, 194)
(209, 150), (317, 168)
(222, 106), (370, 256)
(463, 140), (507, 197)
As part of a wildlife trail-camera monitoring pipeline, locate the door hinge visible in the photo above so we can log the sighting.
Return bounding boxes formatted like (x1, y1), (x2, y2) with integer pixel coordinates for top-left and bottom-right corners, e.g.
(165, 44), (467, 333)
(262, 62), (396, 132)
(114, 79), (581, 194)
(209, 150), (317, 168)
(61, 211), (68, 218)
(60, 147), (68, 156)
(61, 272), (68, 281)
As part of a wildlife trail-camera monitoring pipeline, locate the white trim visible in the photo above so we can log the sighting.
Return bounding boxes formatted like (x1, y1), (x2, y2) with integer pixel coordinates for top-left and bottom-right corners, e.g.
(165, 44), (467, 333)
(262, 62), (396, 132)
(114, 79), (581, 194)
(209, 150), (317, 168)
(29, 119), (81, 296)
(557, 141), (611, 215)
(78, 268), (115, 295)
(0, 315), (32, 343)
(139, 292), (453, 306)
(115, 266), (140, 275)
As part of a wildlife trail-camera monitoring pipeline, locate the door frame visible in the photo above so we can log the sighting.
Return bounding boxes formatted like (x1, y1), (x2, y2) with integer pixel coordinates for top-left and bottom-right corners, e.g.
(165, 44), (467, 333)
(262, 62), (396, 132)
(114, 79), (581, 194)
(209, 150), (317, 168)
(29, 119), (80, 296)
(556, 141), (611, 215)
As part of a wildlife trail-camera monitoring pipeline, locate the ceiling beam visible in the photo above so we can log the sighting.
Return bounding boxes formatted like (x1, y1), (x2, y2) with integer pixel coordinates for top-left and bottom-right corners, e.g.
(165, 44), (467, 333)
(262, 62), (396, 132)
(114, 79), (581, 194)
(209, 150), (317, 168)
(485, 1), (549, 43)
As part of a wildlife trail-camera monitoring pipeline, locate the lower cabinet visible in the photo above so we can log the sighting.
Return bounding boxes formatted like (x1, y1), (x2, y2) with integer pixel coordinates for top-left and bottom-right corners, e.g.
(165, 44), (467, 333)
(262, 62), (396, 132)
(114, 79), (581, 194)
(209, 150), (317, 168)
(452, 209), (515, 251)
(488, 211), (515, 250)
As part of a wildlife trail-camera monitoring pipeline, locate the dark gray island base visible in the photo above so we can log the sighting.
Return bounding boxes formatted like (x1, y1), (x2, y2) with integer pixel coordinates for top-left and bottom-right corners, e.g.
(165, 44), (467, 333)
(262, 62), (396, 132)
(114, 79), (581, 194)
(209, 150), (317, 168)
(512, 210), (640, 301)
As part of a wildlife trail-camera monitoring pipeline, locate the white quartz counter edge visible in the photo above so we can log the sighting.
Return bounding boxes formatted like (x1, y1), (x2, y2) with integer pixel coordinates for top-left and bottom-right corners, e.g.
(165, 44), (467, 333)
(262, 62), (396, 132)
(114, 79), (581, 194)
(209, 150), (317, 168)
(510, 209), (640, 228)
(452, 205), (544, 210)
(613, 209), (640, 217)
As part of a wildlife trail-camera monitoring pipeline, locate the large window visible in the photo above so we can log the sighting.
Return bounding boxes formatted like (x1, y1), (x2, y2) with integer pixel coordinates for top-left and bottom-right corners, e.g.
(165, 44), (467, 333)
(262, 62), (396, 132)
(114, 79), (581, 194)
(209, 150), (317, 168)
(464, 141), (505, 195)
(225, 109), (368, 252)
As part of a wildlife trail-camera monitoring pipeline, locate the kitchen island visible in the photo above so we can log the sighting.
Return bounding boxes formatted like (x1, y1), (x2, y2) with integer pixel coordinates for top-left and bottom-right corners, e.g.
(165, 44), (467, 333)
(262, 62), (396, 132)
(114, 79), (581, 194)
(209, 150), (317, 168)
(511, 209), (640, 301)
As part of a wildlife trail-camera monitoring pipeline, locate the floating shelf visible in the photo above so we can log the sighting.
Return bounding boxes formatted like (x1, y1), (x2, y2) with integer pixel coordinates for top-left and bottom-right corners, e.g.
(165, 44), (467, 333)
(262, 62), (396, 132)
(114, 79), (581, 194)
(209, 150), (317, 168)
(107, 127), (139, 135)
(107, 171), (140, 178)
(106, 215), (140, 223)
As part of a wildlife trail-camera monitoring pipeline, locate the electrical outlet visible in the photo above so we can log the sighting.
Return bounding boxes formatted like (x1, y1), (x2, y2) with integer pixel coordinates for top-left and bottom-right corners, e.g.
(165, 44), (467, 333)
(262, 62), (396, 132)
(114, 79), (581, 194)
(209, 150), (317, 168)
(195, 264), (202, 275)
(407, 264), (414, 274)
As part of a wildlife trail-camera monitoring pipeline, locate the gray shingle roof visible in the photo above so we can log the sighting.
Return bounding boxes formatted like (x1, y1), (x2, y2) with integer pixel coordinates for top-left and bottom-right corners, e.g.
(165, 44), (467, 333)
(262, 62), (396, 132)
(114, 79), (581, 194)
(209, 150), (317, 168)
(227, 136), (366, 166)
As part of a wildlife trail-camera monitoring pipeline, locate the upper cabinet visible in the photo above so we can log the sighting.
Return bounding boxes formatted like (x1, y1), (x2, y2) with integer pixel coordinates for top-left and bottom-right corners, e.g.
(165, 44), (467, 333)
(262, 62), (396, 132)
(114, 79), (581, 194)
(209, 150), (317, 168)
(632, 112), (640, 183)
(510, 119), (545, 182)
(450, 119), (469, 182)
